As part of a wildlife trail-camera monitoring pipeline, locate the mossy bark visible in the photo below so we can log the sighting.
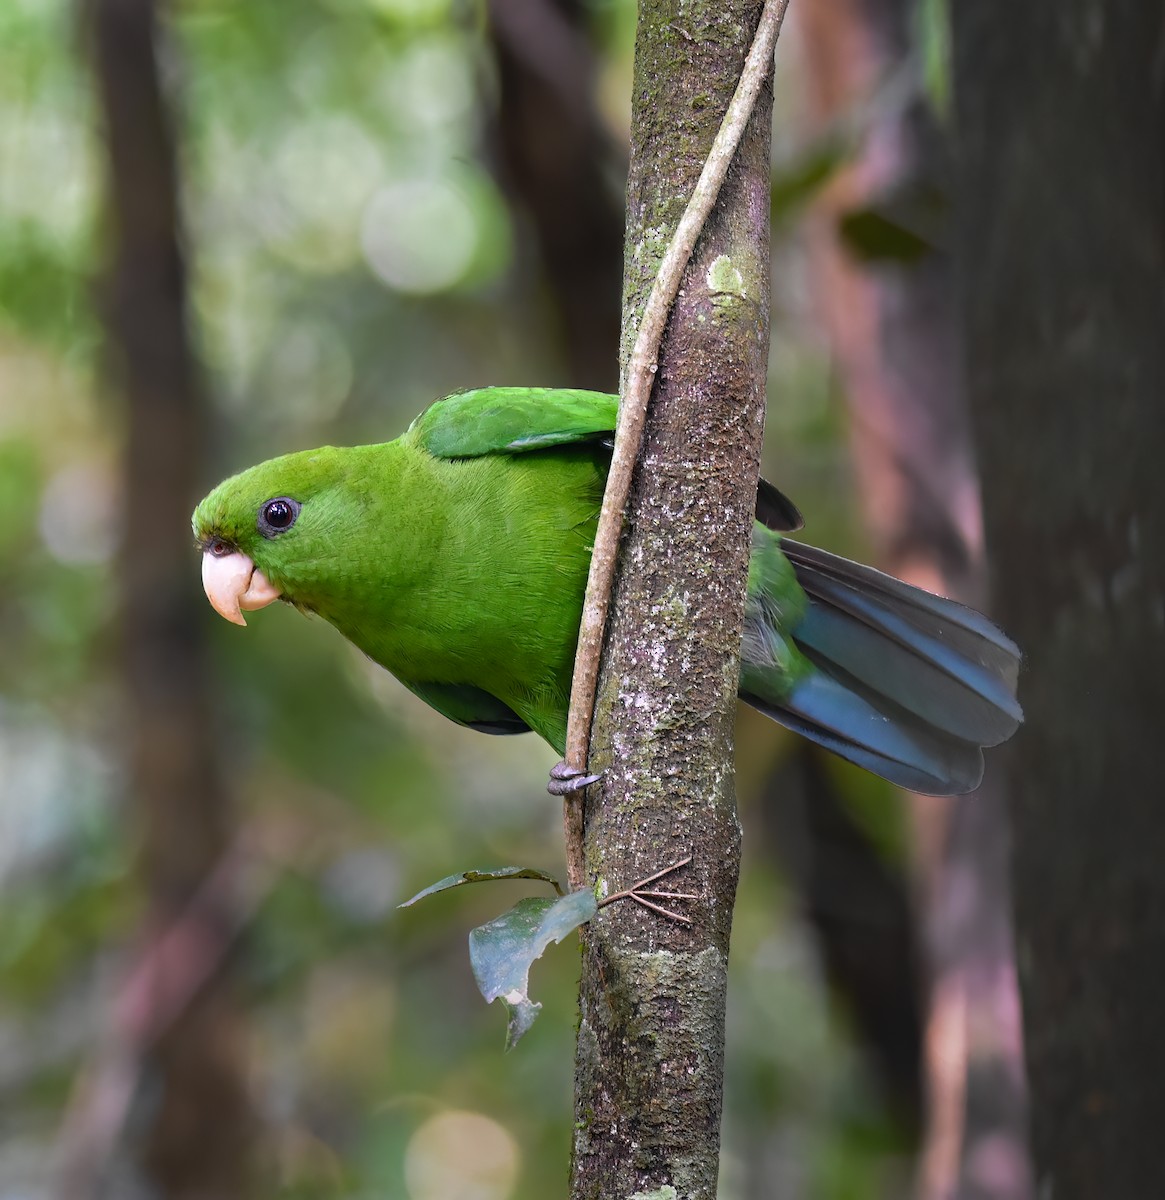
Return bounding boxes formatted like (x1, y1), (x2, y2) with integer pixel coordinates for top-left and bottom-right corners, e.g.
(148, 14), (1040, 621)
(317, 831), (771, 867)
(569, 2), (772, 1196)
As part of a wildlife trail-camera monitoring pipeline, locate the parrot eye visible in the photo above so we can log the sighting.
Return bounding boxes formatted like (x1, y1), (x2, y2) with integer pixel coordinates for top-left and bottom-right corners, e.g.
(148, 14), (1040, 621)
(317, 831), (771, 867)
(258, 497), (301, 537)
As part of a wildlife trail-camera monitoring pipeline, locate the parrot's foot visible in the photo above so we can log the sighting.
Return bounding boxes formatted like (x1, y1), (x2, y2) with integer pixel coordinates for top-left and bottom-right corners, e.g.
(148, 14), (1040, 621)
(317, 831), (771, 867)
(598, 856), (696, 926)
(547, 759), (602, 796)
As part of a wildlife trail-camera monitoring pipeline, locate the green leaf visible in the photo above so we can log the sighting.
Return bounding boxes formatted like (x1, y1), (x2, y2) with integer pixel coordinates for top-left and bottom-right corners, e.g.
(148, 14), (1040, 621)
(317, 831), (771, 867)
(916, 0), (952, 120)
(468, 890), (597, 1049)
(839, 208), (934, 264)
(398, 865), (564, 908)
(838, 183), (948, 264)
(770, 134), (853, 228)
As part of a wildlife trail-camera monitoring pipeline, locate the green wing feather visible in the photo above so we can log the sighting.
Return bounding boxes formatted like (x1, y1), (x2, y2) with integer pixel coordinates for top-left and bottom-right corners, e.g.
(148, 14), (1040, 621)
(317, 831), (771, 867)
(409, 385), (803, 530)
(409, 387), (618, 460)
(401, 680), (531, 736)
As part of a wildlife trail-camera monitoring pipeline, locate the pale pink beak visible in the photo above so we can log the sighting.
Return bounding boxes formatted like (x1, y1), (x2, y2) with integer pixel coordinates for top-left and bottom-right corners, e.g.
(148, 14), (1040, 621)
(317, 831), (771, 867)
(202, 549), (282, 627)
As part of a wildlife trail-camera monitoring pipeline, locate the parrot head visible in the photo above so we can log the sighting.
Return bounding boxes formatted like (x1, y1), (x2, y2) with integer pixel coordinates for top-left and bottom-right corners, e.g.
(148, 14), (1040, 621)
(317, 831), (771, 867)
(192, 446), (361, 626)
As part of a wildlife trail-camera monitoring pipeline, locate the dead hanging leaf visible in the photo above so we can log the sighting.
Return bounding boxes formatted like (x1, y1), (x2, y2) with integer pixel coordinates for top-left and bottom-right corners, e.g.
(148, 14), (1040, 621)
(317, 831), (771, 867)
(468, 890), (597, 1049)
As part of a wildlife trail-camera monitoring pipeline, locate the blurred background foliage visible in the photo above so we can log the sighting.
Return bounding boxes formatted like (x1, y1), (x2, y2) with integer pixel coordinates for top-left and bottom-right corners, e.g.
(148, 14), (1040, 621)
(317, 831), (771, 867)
(0, 0), (939, 1196)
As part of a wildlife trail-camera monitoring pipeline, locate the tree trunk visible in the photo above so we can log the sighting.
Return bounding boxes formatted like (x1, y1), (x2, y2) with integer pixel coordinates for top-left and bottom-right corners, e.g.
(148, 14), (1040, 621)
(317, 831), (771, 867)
(487, 0), (624, 389)
(86, 0), (251, 1195)
(798, 2), (1030, 1195)
(569, 3), (772, 1196)
(952, 1), (1165, 1196)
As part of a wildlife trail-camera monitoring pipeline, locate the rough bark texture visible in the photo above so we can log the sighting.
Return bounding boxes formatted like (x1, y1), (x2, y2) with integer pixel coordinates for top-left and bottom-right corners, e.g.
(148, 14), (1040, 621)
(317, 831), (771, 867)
(569, 3), (772, 1196)
(88, 1), (250, 1195)
(952, 2), (1165, 1197)
(799, 3), (1030, 1196)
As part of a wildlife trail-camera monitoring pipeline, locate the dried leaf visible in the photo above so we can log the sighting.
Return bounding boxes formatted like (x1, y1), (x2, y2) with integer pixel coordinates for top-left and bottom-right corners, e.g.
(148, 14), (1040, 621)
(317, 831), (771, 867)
(468, 890), (597, 1049)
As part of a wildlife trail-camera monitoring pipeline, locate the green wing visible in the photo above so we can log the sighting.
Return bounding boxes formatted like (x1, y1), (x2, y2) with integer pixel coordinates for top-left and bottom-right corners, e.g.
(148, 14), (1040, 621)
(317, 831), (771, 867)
(408, 384), (803, 531)
(401, 680), (532, 736)
(408, 387), (618, 460)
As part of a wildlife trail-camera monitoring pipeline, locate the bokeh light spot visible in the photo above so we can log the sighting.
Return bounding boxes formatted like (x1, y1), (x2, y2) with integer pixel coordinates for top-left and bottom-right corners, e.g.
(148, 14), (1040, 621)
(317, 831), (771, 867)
(263, 319), (353, 423)
(38, 461), (118, 566)
(383, 35), (475, 130)
(404, 1110), (519, 1200)
(361, 177), (477, 294)
(365, 0), (451, 23)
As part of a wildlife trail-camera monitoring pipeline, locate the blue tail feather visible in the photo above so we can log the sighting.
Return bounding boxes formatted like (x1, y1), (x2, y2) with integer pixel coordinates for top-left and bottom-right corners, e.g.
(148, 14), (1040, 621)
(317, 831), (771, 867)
(741, 537), (1022, 796)
(747, 671), (986, 795)
(782, 541), (1021, 685)
(789, 567), (1022, 744)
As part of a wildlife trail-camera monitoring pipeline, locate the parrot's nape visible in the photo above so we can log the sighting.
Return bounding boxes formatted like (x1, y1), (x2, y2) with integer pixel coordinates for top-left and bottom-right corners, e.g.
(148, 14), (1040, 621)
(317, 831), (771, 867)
(193, 387), (1022, 795)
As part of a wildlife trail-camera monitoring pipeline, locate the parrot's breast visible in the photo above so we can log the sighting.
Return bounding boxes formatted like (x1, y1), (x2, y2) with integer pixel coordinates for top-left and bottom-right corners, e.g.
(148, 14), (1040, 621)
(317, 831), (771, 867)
(318, 443), (606, 749)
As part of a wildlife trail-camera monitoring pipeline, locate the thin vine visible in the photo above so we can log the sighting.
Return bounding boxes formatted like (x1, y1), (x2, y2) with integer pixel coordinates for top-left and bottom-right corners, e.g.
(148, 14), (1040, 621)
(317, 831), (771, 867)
(560, 0), (793, 891)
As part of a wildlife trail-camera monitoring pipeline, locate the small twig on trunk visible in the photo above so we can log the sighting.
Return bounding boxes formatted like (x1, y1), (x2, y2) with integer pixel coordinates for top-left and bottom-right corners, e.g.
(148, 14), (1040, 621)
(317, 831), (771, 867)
(596, 856), (698, 924)
(560, 0), (792, 891)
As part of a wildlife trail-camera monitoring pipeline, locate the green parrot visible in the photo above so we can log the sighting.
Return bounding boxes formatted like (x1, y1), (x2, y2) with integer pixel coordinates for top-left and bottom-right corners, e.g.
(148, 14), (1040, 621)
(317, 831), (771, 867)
(193, 387), (1021, 795)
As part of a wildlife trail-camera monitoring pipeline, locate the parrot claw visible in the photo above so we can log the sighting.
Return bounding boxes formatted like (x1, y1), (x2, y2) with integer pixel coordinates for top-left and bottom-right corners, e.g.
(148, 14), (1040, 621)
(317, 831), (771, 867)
(546, 760), (602, 796)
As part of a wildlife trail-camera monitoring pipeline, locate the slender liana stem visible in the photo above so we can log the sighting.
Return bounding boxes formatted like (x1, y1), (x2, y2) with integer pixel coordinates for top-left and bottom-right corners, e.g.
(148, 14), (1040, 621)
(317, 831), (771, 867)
(560, 0), (792, 890)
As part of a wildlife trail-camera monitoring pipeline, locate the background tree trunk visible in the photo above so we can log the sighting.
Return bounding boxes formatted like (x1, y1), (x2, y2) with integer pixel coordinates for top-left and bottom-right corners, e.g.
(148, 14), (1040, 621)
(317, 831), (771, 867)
(569, 3), (773, 1196)
(487, 0), (624, 389)
(798, 2), (1030, 1196)
(952, 1), (1165, 1196)
(84, 0), (250, 1195)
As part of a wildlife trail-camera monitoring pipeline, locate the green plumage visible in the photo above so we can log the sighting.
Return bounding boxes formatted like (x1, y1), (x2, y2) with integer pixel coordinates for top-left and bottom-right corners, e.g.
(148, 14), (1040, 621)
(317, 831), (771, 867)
(193, 387), (1021, 794)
